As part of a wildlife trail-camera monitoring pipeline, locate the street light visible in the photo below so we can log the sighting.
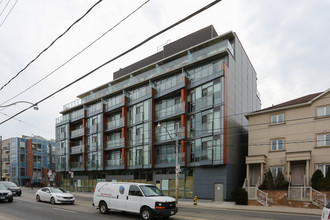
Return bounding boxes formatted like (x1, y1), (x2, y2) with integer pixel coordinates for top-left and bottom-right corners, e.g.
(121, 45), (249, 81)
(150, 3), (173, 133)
(0, 101), (38, 110)
(157, 122), (179, 204)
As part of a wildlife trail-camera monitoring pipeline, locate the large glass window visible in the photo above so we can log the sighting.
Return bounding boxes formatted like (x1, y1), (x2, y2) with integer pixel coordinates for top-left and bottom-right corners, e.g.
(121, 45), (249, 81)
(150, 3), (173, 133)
(317, 133), (330, 147)
(317, 164), (330, 176)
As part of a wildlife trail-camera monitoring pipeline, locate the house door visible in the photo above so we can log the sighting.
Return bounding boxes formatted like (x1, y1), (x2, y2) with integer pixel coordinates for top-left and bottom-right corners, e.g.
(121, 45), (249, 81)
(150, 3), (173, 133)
(291, 164), (305, 185)
(251, 166), (261, 186)
(214, 183), (223, 202)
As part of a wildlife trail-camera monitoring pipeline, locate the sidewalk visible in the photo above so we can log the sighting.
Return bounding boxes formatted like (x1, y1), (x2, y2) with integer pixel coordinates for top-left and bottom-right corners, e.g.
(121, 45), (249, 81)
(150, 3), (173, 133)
(68, 190), (322, 216)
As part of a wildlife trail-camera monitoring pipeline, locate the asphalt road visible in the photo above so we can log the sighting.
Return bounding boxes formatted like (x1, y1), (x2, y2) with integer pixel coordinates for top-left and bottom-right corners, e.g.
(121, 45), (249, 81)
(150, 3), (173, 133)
(0, 188), (321, 220)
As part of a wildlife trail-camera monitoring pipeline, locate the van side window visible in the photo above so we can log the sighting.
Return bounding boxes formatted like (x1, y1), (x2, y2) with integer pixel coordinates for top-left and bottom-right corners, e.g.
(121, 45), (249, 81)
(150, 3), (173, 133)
(129, 185), (143, 196)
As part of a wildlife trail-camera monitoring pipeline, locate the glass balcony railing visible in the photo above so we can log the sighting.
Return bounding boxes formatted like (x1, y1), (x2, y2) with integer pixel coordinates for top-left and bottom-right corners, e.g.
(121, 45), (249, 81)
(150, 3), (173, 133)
(71, 161), (84, 169)
(155, 73), (185, 94)
(155, 152), (185, 165)
(87, 143), (97, 152)
(106, 158), (122, 167)
(195, 95), (213, 111)
(3, 146), (9, 152)
(71, 145), (84, 154)
(106, 118), (124, 130)
(71, 128), (84, 138)
(155, 127), (185, 143)
(105, 138), (124, 150)
(127, 156), (143, 167)
(71, 109), (84, 120)
(62, 38), (232, 111)
(87, 161), (97, 169)
(155, 102), (185, 120)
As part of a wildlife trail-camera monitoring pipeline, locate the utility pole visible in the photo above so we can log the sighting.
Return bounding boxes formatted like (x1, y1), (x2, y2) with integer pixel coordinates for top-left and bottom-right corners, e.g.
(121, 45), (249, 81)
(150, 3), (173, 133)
(0, 136), (2, 181)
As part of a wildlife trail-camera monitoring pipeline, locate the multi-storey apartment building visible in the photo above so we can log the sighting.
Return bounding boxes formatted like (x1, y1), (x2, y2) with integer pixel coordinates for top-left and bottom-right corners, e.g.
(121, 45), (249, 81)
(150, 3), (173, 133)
(1, 135), (55, 186)
(55, 26), (260, 200)
(246, 89), (330, 186)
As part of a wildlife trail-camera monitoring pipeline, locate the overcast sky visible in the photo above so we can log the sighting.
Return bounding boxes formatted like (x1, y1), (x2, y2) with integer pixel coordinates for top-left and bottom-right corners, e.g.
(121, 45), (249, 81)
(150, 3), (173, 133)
(0, 0), (329, 140)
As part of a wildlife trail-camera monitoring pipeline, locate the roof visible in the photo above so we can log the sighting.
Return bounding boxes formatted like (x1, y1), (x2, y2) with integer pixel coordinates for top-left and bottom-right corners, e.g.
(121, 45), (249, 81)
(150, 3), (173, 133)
(246, 88), (330, 117)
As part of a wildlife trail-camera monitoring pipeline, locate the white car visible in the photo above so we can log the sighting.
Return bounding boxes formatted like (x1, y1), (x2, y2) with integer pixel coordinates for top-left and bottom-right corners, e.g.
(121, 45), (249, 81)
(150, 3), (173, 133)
(322, 201), (330, 220)
(36, 187), (75, 204)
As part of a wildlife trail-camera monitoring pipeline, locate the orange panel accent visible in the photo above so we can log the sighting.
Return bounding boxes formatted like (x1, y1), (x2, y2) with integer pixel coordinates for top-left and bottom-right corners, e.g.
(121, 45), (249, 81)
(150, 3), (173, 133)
(222, 62), (228, 164)
(27, 139), (33, 181)
(181, 81), (188, 164)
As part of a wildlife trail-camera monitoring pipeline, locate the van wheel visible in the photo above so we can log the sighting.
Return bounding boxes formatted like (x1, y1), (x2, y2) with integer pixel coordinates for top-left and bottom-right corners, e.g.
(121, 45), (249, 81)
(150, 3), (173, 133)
(99, 201), (109, 214)
(141, 207), (153, 220)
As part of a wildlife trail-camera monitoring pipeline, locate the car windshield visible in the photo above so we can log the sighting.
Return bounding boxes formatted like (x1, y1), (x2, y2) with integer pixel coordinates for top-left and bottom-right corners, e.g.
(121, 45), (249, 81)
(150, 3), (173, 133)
(140, 185), (164, 197)
(0, 184), (6, 190)
(50, 188), (67, 193)
(2, 182), (17, 187)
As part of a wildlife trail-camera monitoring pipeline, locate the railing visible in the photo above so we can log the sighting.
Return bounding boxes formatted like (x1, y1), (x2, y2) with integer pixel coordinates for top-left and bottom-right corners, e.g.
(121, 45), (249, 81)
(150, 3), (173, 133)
(155, 152), (185, 165)
(87, 143), (97, 152)
(107, 118), (124, 130)
(3, 146), (9, 152)
(256, 189), (268, 206)
(243, 176), (269, 206)
(155, 126), (185, 142)
(3, 168), (9, 174)
(106, 159), (122, 167)
(195, 95), (213, 111)
(105, 138), (125, 150)
(155, 102), (185, 120)
(71, 128), (84, 138)
(288, 186), (326, 207)
(71, 145), (84, 154)
(71, 162), (84, 169)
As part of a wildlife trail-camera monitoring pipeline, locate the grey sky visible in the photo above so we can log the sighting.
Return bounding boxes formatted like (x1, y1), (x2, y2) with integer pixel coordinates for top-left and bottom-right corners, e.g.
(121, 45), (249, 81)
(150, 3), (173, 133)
(0, 0), (329, 140)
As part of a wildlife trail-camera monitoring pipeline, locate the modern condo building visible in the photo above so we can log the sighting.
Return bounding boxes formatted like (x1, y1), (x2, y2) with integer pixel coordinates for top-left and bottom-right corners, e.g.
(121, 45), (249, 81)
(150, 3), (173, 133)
(55, 26), (260, 200)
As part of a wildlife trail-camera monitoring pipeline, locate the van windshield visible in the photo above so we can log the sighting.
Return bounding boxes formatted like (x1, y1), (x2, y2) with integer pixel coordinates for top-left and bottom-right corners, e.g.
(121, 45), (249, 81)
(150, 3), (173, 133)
(140, 185), (164, 197)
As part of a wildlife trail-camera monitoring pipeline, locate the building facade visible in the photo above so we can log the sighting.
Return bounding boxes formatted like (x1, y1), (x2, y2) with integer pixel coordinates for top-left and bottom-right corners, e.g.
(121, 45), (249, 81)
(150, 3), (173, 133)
(55, 26), (260, 200)
(246, 89), (330, 187)
(1, 135), (55, 186)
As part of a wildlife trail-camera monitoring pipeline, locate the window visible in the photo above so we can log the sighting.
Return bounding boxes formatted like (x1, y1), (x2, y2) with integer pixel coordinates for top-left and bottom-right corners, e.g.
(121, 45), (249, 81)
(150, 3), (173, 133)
(270, 166), (284, 177)
(271, 114), (284, 124)
(317, 133), (330, 147)
(317, 164), (330, 176)
(271, 139), (284, 151)
(317, 105), (330, 117)
(129, 185), (143, 196)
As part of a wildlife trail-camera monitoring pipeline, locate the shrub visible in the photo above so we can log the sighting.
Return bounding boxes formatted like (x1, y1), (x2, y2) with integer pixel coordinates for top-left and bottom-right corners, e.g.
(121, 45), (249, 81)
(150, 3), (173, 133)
(320, 177), (330, 190)
(231, 187), (248, 205)
(273, 171), (289, 189)
(311, 169), (324, 190)
(260, 170), (273, 190)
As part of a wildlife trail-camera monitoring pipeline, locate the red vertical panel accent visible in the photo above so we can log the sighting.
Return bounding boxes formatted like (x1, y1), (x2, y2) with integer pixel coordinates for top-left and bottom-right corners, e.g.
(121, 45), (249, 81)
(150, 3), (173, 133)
(151, 88), (155, 168)
(180, 77), (188, 164)
(122, 96), (128, 169)
(83, 117), (87, 170)
(27, 139), (33, 181)
(222, 62), (228, 164)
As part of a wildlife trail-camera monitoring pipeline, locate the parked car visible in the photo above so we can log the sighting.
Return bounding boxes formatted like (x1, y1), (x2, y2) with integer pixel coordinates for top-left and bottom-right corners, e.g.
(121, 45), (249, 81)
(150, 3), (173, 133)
(93, 182), (178, 220)
(36, 187), (75, 204)
(321, 201), (330, 220)
(0, 183), (13, 203)
(0, 181), (21, 196)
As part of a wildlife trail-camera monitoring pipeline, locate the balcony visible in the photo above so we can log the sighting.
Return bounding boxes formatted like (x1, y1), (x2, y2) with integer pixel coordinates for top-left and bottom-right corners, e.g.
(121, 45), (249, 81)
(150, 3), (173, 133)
(3, 146), (9, 152)
(105, 138), (125, 150)
(71, 127), (84, 138)
(70, 109), (85, 121)
(155, 102), (185, 121)
(89, 124), (98, 134)
(105, 159), (124, 170)
(105, 95), (125, 112)
(3, 168), (9, 174)
(135, 113), (144, 124)
(33, 162), (42, 168)
(155, 152), (185, 168)
(60, 132), (66, 140)
(71, 161), (84, 170)
(155, 127), (185, 144)
(106, 118), (124, 131)
(154, 73), (185, 98)
(127, 156), (143, 169)
(190, 146), (223, 166)
(3, 157), (10, 163)
(200, 123), (213, 137)
(71, 145), (84, 154)
(87, 161), (98, 170)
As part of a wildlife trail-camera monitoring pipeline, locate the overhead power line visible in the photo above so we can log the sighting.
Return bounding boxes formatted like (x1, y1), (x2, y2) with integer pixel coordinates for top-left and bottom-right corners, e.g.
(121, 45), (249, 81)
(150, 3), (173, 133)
(0, 0), (150, 107)
(0, 0), (222, 125)
(0, 0), (10, 17)
(0, 0), (19, 29)
(0, 0), (103, 91)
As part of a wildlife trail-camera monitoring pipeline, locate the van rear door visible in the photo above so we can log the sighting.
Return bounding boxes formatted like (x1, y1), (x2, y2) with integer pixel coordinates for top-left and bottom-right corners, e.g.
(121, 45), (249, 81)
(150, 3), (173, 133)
(125, 185), (143, 213)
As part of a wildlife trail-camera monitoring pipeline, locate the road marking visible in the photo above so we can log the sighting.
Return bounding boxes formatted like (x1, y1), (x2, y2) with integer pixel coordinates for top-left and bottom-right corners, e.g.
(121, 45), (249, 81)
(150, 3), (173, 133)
(52, 207), (77, 213)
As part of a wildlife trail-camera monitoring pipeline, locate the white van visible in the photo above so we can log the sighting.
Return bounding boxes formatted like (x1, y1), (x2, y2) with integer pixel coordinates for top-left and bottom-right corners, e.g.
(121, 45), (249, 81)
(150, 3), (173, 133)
(93, 182), (178, 220)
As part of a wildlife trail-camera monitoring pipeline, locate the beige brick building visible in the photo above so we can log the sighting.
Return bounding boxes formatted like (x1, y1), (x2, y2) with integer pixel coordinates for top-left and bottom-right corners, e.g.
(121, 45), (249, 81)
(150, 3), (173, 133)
(246, 89), (330, 186)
